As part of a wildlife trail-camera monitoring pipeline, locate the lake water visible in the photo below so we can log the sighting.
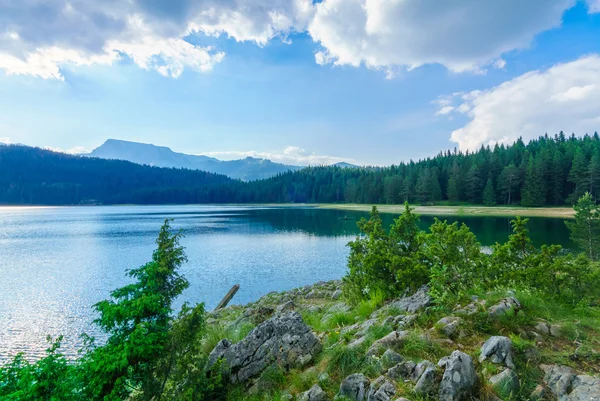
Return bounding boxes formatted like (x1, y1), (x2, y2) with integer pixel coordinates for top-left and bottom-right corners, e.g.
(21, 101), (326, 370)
(0, 205), (572, 360)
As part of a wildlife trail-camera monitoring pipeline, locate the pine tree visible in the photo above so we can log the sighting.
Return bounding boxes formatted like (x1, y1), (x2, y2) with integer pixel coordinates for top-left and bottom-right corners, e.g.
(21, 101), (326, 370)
(588, 150), (600, 199)
(465, 163), (483, 204)
(482, 177), (496, 206)
(551, 149), (566, 205)
(565, 192), (600, 260)
(498, 163), (519, 205)
(567, 148), (590, 204)
(521, 156), (545, 207)
(429, 168), (443, 204)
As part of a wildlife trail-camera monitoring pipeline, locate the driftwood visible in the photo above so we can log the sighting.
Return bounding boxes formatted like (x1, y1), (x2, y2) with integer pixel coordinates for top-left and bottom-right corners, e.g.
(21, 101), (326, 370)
(215, 284), (240, 311)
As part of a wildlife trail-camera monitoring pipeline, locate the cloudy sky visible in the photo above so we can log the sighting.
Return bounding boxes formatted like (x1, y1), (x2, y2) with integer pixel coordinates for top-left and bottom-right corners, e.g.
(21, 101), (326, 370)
(1, 0), (600, 165)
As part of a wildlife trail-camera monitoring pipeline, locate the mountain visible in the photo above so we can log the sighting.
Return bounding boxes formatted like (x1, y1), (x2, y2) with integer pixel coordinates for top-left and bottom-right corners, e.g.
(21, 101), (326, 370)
(87, 139), (302, 181)
(332, 162), (360, 168)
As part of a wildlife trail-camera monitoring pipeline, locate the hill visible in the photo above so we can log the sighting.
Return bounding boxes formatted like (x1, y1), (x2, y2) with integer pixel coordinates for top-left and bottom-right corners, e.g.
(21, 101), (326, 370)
(88, 139), (302, 181)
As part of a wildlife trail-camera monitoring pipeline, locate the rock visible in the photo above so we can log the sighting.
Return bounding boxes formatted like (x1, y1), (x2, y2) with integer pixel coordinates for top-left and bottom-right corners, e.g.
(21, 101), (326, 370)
(387, 361), (416, 381)
(388, 286), (432, 314)
(412, 360), (435, 382)
(282, 393), (294, 401)
(569, 374), (600, 400)
(338, 373), (370, 401)
(366, 330), (409, 356)
(479, 336), (515, 369)
(367, 376), (396, 401)
(322, 303), (351, 324)
(438, 351), (478, 401)
(529, 384), (546, 400)
(488, 297), (520, 318)
(207, 311), (322, 383)
(276, 301), (296, 314)
(332, 289), (343, 300)
(542, 364), (576, 400)
(454, 299), (485, 316)
(318, 372), (330, 383)
(550, 324), (563, 337)
(348, 336), (367, 350)
(380, 350), (404, 370)
(542, 364), (600, 401)
(394, 314), (417, 329)
(436, 316), (463, 338)
(413, 365), (437, 396)
(489, 368), (520, 396)
(297, 384), (328, 401)
(535, 322), (550, 335)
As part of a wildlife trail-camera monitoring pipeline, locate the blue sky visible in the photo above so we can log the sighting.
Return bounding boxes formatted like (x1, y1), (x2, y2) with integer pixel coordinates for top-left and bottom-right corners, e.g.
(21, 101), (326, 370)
(1, 0), (600, 165)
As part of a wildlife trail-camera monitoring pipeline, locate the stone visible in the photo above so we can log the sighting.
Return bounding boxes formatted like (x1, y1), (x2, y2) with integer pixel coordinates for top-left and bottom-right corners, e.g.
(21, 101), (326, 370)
(318, 372), (330, 383)
(366, 330), (409, 357)
(535, 322), (550, 335)
(438, 351), (478, 401)
(332, 289), (343, 300)
(348, 336), (367, 350)
(412, 360), (435, 382)
(338, 373), (371, 401)
(387, 361), (416, 381)
(276, 301), (296, 314)
(297, 384), (328, 401)
(479, 336), (515, 369)
(207, 311), (322, 383)
(542, 364), (600, 401)
(488, 297), (520, 318)
(529, 384), (546, 400)
(413, 366), (437, 396)
(380, 349), (404, 370)
(282, 393), (294, 401)
(388, 286), (432, 314)
(489, 368), (520, 396)
(550, 324), (563, 337)
(367, 376), (396, 401)
(322, 303), (351, 324)
(436, 316), (463, 338)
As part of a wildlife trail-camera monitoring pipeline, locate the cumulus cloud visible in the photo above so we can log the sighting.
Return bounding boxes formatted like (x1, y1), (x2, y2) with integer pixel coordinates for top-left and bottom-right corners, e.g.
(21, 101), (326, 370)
(439, 55), (600, 150)
(201, 145), (355, 166)
(0, 137), (10, 144)
(44, 145), (89, 154)
(308, 0), (574, 73)
(0, 0), (592, 79)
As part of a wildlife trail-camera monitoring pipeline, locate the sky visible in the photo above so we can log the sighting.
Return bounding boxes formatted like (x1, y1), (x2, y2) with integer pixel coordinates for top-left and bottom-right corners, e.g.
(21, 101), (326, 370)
(1, 0), (600, 166)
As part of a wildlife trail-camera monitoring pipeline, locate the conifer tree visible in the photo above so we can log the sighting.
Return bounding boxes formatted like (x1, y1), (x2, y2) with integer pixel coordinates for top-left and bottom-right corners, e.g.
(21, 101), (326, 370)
(565, 192), (600, 260)
(482, 177), (496, 206)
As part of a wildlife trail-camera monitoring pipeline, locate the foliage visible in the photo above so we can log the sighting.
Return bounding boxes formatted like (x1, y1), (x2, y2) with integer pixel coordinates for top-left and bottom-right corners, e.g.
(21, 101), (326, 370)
(566, 192), (600, 260)
(343, 203), (428, 303)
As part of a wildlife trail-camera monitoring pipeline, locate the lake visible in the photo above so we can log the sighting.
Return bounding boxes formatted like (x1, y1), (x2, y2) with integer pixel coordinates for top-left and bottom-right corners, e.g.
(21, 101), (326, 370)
(0, 205), (572, 360)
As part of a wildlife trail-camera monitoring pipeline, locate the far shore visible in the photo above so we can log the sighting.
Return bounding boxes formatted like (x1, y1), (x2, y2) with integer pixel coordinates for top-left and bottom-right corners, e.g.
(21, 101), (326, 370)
(314, 204), (575, 218)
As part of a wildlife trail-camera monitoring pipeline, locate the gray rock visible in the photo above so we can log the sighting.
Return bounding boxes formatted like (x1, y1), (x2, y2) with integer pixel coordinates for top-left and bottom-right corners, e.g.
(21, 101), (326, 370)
(453, 300), (483, 316)
(322, 303), (352, 324)
(489, 368), (520, 396)
(297, 384), (328, 401)
(388, 286), (432, 314)
(318, 372), (330, 383)
(436, 317), (462, 338)
(393, 314), (417, 329)
(393, 399), (411, 401)
(367, 376), (396, 401)
(413, 366), (437, 396)
(535, 321), (550, 335)
(412, 360), (435, 382)
(207, 311), (322, 383)
(366, 330), (409, 356)
(338, 373), (370, 401)
(380, 349), (404, 370)
(488, 297), (520, 318)
(276, 301), (296, 314)
(438, 351), (478, 401)
(387, 361), (416, 381)
(332, 289), (343, 300)
(348, 336), (367, 350)
(529, 384), (546, 400)
(542, 364), (600, 401)
(479, 336), (515, 369)
(550, 324), (563, 337)
(282, 393), (294, 401)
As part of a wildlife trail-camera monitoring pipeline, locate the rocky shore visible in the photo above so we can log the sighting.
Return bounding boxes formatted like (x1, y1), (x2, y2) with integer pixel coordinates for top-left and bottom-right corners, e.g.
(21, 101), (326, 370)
(205, 281), (600, 401)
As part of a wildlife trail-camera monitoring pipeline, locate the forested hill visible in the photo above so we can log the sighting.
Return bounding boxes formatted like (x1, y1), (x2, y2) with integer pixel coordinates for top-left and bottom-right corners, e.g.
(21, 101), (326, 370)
(0, 145), (239, 205)
(1, 132), (599, 206)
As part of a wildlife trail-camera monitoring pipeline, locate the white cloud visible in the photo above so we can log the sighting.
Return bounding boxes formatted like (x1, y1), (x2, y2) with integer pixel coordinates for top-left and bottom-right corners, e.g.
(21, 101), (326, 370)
(200, 146), (355, 166)
(0, 0), (592, 79)
(308, 0), (575, 73)
(436, 106), (455, 115)
(0, 137), (10, 144)
(443, 55), (600, 150)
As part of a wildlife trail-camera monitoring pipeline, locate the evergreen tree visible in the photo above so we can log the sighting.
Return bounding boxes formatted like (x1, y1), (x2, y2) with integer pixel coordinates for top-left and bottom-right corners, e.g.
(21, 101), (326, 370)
(567, 148), (590, 204)
(565, 192), (600, 260)
(521, 156), (545, 207)
(498, 163), (519, 205)
(482, 177), (497, 206)
(588, 150), (600, 199)
(429, 168), (443, 204)
(551, 149), (566, 205)
(465, 163), (483, 204)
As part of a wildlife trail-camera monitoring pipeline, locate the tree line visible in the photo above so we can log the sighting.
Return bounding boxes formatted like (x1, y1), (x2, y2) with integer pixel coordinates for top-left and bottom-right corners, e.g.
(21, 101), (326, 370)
(2, 132), (600, 206)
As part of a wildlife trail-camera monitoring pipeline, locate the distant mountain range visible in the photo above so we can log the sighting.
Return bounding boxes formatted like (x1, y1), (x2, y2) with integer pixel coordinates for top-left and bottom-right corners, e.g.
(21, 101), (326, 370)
(86, 139), (303, 181)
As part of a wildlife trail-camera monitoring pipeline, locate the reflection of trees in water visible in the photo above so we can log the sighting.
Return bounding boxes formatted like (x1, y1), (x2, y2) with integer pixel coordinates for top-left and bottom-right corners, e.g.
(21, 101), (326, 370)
(243, 208), (573, 248)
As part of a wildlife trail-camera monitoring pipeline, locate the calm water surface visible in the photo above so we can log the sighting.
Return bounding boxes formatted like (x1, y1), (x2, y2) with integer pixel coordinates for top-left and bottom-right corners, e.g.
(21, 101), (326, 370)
(0, 205), (572, 360)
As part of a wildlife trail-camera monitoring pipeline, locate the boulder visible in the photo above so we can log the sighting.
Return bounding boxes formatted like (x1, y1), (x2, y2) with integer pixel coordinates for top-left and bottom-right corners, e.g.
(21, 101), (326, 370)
(387, 361), (417, 381)
(388, 286), (432, 314)
(276, 301), (296, 314)
(542, 364), (600, 401)
(479, 336), (515, 369)
(413, 365), (437, 396)
(297, 384), (328, 401)
(207, 311), (322, 383)
(332, 289), (343, 300)
(338, 373), (371, 401)
(380, 349), (404, 371)
(436, 317), (463, 338)
(367, 376), (396, 401)
(438, 351), (478, 401)
(529, 384), (546, 400)
(488, 297), (520, 318)
(366, 330), (409, 356)
(489, 368), (520, 396)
